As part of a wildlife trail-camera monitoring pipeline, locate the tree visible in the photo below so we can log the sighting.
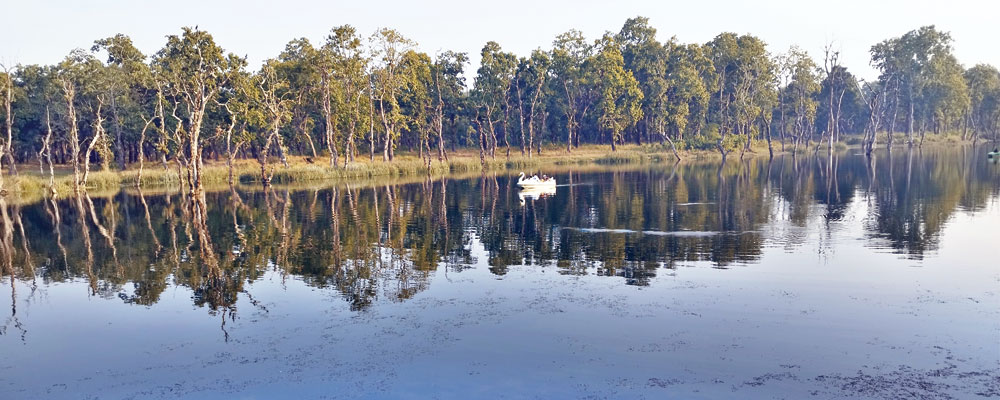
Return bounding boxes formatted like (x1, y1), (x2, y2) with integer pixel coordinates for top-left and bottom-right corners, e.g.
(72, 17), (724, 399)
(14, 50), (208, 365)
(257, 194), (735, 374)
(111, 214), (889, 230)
(275, 38), (322, 162)
(370, 28), (414, 162)
(12, 65), (59, 191)
(707, 33), (777, 159)
(922, 53), (969, 142)
(592, 35), (643, 152)
(324, 25), (369, 167)
(777, 46), (820, 150)
(964, 65), (1000, 142)
(0, 63), (14, 191)
(398, 51), (434, 166)
(92, 34), (151, 170)
(817, 65), (866, 146)
(79, 58), (115, 185)
(152, 27), (238, 194)
(253, 60), (294, 184)
(616, 16), (666, 144)
(472, 41), (517, 160)
(821, 44), (842, 149)
(431, 51), (468, 162)
(871, 26), (954, 145)
(551, 30), (594, 153)
(216, 60), (252, 184)
(513, 50), (549, 157)
(55, 50), (104, 190)
(664, 43), (714, 145)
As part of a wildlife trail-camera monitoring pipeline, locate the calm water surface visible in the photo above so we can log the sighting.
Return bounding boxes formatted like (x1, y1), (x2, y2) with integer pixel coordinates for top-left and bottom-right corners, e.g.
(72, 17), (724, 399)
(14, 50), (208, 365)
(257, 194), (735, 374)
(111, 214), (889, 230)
(1, 148), (998, 399)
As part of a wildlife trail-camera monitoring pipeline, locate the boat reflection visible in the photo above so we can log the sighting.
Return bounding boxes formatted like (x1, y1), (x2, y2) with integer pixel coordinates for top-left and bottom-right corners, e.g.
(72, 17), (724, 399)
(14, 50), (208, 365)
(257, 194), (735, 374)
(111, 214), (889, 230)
(518, 184), (557, 204)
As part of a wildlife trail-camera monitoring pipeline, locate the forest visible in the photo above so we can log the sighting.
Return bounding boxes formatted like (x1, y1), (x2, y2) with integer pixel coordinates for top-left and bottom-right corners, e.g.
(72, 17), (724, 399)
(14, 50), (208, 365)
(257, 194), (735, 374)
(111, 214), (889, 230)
(0, 17), (997, 196)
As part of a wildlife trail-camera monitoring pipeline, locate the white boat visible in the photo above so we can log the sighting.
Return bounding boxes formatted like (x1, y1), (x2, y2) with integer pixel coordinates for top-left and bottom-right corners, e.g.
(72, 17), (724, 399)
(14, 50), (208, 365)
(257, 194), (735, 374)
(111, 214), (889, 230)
(517, 172), (556, 188)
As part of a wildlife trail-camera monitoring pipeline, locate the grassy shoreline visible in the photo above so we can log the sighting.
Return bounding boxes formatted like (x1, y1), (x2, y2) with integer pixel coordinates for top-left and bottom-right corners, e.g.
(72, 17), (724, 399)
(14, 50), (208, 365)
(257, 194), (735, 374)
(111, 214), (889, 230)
(3, 137), (982, 204)
(7, 144), (697, 199)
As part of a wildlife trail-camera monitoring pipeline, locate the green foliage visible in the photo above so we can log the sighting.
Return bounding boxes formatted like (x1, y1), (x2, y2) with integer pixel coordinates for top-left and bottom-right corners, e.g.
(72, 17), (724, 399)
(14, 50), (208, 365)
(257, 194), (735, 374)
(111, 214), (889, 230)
(0, 19), (992, 197)
(472, 41), (517, 154)
(706, 32), (777, 151)
(593, 35), (643, 148)
(370, 28), (415, 160)
(776, 46), (820, 140)
(683, 128), (721, 151)
(964, 65), (1000, 139)
(665, 43), (714, 138)
(870, 26), (970, 140)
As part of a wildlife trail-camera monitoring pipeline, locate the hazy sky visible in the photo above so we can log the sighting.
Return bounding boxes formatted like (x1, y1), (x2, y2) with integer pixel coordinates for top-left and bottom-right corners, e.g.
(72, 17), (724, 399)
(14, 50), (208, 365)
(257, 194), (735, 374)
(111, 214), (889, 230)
(2, 0), (996, 80)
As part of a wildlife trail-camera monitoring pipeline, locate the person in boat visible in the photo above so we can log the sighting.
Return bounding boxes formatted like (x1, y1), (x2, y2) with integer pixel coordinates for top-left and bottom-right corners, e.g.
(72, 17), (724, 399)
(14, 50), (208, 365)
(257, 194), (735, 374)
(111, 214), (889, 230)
(517, 172), (555, 185)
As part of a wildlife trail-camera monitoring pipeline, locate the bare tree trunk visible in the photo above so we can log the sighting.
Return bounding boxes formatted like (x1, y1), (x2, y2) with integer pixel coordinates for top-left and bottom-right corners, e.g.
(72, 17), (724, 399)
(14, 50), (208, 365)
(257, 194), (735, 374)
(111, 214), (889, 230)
(765, 121), (774, 159)
(111, 94), (126, 170)
(349, 101), (358, 164)
(274, 128), (289, 168)
(527, 73), (546, 159)
(344, 93), (362, 167)
(82, 100), (107, 188)
(137, 116), (156, 187)
(823, 45), (840, 151)
(502, 87), (512, 159)
(887, 81), (898, 147)
(322, 74), (337, 167)
(369, 90), (375, 162)
(473, 110), (486, 166)
(961, 112), (969, 141)
(537, 111), (547, 156)
(41, 106), (56, 194)
(563, 81), (575, 154)
(344, 118), (356, 167)
(259, 131), (277, 185)
(302, 128), (319, 161)
(378, 96), (391, 162)
(433, 71), (448, 163)
(484, 108), (498, 160)
(835, 87), (846, 144)
(435, 109), (447, 163)
(906, 85), (914, 146)
(663, 130), (681, 161)
(779, 83), (787, 152)
(0, 67), (12, 193)
(60, 79), (82, 192)
(515, 78), (526, 156)
(423, 128), (432, 169)
(716, 69), (728, 160)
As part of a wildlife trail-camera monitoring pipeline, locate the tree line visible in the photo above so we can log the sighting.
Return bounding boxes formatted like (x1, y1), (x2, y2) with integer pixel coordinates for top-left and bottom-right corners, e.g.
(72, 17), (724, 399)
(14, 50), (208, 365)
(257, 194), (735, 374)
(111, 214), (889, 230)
(0, 18), (997, 195)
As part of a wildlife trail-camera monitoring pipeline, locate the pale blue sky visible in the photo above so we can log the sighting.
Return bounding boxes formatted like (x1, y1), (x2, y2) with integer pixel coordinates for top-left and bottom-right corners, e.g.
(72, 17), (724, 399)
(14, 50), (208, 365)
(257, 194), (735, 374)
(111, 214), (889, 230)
(2, 0), (996, 80)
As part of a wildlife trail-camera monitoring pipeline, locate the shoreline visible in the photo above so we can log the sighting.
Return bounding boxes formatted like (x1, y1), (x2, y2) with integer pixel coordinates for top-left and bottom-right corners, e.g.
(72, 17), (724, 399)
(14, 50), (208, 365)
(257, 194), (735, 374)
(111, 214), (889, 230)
(3, 139), (982, 204)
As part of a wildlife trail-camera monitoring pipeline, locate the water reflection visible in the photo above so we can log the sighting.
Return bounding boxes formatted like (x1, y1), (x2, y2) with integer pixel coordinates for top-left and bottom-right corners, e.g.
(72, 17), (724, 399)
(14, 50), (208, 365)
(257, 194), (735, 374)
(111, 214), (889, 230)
(0, 147), (997, 317)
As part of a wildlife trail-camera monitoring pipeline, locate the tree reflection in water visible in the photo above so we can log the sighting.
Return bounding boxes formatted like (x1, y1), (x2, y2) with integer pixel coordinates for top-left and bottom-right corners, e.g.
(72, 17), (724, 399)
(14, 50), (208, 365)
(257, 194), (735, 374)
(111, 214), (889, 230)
(0, 148), (996, 319)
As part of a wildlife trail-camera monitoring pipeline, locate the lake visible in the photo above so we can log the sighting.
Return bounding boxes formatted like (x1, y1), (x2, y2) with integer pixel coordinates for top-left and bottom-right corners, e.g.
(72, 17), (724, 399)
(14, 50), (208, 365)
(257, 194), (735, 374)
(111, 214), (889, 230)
(1, 147), (998, 399)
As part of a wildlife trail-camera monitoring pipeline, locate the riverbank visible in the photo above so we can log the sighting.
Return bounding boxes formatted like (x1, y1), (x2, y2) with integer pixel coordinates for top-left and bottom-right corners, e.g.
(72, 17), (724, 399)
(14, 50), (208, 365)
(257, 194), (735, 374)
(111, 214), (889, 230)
(5, 144), (710, 200)
(3, 137), (983, 203)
